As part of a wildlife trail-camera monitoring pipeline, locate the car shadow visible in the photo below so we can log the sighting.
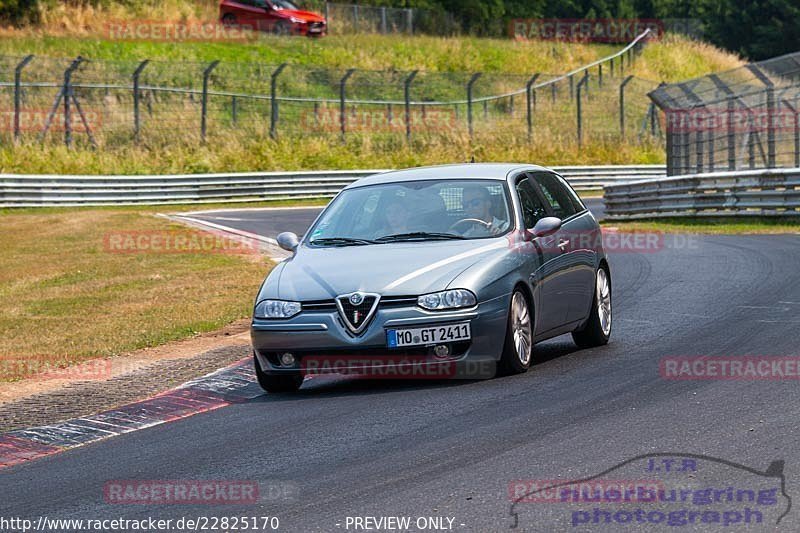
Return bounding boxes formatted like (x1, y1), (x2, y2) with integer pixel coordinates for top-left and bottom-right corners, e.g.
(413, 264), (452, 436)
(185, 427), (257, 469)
(246, 335), (585, 402)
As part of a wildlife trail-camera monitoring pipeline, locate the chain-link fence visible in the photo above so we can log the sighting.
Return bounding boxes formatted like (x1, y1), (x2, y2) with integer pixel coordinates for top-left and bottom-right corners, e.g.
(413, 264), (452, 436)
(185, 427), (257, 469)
(305, 2), (458, 35)
(0, 31), (660, 151)
(649, 51), (800, 176)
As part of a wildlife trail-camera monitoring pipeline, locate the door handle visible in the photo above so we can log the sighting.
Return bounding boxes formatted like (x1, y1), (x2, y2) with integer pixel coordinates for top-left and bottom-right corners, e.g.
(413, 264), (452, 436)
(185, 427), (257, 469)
(557, 238), (570, 251)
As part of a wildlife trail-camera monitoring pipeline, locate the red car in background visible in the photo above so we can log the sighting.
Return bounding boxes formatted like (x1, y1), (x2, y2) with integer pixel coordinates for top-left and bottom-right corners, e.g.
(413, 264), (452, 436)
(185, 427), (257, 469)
(220, 0), (327, 36)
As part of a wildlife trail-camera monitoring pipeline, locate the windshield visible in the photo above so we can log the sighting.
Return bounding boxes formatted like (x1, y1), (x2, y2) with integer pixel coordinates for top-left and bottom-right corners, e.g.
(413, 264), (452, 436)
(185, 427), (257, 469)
(307, 179), (513, 246)
(272, 0), (300, 10)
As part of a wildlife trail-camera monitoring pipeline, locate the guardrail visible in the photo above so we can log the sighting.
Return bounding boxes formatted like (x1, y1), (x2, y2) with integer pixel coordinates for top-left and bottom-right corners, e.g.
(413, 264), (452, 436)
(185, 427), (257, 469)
(0, 165), (665, 207)
(604, 167), (800, 219)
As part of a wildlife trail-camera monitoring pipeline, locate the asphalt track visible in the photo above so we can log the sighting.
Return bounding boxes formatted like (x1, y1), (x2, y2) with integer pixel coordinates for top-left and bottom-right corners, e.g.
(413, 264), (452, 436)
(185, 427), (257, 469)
(3, 201), (800, 532)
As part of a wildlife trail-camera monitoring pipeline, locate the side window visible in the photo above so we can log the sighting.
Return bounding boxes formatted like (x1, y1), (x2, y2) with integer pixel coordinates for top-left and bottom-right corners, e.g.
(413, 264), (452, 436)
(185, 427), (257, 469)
(534, 172), (580, 219)
(515, 178), (548, 229)
(556, 174), (586, 213)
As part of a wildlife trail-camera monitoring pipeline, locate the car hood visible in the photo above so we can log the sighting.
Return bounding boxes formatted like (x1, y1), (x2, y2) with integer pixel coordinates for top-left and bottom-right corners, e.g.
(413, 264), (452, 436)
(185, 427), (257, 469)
(268, 239), (509, 301)
(278, 9), (325, 23)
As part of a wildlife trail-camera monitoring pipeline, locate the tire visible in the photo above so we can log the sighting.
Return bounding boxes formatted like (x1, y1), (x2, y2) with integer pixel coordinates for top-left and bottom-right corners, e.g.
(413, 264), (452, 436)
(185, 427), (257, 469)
(254, 353), (303, 393)
(572, 266), (612, 348)
(498, 289), (533, 375)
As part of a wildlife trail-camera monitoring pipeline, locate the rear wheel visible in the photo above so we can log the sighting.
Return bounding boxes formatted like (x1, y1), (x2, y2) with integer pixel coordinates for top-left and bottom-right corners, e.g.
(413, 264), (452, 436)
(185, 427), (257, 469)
(498, 290), (533, 375)
(254, 353), (303, 393)
(572, 266), (612, 348)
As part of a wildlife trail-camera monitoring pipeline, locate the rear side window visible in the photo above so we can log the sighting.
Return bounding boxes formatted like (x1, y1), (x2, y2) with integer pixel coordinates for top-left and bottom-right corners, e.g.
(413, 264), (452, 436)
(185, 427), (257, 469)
(515, 178), (548, 229)
(534, 172), (584, 219)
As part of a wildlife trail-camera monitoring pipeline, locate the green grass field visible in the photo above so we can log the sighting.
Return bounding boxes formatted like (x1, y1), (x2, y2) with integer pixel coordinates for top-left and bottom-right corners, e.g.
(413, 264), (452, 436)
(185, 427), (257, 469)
(0, 17), (743, 175)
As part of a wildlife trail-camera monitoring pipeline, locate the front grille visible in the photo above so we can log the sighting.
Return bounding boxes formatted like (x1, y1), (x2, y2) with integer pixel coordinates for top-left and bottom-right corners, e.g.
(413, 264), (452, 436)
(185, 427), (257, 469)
(302, 300), (337, 311)
(337, 295), (378, 331)
(380, 296), (418, 307)
(302, 295), (416, 312)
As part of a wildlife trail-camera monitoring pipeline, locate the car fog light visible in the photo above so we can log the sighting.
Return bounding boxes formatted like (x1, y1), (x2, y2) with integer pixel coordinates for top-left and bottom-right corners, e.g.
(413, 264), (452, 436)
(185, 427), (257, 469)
(280, 352), (296, 366)
(434, 345), (450, 358)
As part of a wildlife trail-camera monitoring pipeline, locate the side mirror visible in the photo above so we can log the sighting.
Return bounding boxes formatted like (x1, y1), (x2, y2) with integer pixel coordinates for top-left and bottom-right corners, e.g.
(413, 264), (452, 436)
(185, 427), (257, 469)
(276, 231), (299, 252)
(531, 217), (562, 238)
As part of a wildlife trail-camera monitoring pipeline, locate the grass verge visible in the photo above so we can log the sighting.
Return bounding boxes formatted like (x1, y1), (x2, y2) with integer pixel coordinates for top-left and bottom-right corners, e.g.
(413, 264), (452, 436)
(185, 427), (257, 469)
(602, 217), (800, 234)
(0, 205), (272, 381)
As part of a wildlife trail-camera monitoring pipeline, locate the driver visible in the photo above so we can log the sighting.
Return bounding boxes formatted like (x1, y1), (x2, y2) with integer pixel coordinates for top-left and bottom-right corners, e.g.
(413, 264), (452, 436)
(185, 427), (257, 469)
(461, 186), (508, 237)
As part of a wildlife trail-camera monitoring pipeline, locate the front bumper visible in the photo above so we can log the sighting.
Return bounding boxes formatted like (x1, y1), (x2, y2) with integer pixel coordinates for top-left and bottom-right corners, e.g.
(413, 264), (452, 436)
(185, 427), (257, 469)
(295, 22), (327, 36)
(251, 294), (510, 377)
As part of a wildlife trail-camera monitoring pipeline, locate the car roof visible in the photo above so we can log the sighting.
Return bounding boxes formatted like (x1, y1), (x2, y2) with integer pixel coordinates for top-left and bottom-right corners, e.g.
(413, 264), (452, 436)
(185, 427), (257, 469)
(344, 163), (551, 189)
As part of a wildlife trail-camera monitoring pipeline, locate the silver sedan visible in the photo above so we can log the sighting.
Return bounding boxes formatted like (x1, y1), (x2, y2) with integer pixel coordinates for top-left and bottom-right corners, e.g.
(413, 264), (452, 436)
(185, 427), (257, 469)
(251, 163), (612, 392)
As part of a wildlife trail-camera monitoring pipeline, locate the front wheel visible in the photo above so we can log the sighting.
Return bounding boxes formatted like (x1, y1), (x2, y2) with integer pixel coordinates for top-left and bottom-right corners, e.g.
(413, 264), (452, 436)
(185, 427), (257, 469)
(572, 266), (612, 348)
(498, 290), (533, 375)
(254, 354), (303, 393)
(273, 20), (291, 36)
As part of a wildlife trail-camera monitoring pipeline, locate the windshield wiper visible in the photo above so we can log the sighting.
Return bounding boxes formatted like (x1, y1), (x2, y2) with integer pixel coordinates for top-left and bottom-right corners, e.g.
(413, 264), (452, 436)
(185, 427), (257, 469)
(309, 237), (377, 247)
(374, 232), (467, 242)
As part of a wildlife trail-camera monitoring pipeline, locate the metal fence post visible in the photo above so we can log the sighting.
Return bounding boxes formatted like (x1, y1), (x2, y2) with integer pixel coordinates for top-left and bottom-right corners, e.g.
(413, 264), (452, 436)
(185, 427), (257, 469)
(610, 57), (615, 77)
(270, 63), (287, 139)
(784, 100), (800, 168)
(723, 99), (736, 169)
(708, 74), (737, 170)
(353, 5), (358, 30)
(598, 64), (603, 87)
(569, 74), (574, 101)
(551, 82), (556, 103)
(467, 73), (481, 140)
(619, 75), (634, 138)
(132, 59), (149, 143)
(13, 55), (34, 143)
(766, 87), (776, 167)
(340, 68), (356, 141)
(665, 123), (674, 176)
(231, 96), (238, 125)
(583, 71), (590, 99)
(406, 8), (413, 34)
(63, 57), (85, 148)
(576, 75), (588, 147)
(201, 60), (220, 142)
(380, 7), (387, 34)
(404, 70), (418, 142)
(526, 73), (540, 141)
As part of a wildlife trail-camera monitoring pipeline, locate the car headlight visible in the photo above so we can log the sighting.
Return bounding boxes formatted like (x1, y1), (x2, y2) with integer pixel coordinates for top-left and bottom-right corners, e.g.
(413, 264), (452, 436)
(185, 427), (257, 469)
(417, 289), (476, 311)
(255, 300), (301, 319)
(289, 17), (304, 24)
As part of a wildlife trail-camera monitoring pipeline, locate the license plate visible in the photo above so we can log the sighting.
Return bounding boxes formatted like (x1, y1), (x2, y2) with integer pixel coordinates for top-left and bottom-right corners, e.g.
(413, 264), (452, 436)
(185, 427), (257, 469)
(387, 322), (471, 348)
